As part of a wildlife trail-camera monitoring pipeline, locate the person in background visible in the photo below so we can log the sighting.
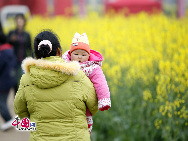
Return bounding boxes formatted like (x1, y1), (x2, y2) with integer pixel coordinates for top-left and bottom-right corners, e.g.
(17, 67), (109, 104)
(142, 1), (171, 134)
(62, 32), (111, 133)
(0, 22), (17, 131)
(14, 30), (98, 140)
(7, 13), (32, 94)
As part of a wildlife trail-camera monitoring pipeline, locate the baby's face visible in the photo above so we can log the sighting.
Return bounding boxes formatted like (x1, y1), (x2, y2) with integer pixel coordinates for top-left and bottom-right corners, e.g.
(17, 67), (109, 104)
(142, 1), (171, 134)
(71, 49), (90, 63)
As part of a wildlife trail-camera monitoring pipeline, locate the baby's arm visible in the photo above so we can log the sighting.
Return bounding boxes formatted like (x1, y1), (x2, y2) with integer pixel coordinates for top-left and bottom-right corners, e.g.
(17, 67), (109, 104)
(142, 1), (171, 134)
(89, 66), (111, 111)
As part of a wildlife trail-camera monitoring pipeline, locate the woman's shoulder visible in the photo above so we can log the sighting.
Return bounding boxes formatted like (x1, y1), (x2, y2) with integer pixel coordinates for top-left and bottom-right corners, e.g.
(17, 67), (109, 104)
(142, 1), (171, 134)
(18, 73), (32, 87)
(23, 31), (31, 36)
(8, 29), (16, 33)
(70, 69), (86, 81)
(72, 70), (93, 85)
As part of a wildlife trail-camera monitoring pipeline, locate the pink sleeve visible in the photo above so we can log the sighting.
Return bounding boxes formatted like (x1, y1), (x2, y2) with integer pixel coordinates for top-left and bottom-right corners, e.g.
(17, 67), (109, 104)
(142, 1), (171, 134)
(89, 66), (111, 111)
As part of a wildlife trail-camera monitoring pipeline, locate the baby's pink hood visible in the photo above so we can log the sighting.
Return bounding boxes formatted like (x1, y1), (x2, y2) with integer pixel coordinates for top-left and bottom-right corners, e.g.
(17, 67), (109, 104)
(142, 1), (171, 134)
(89, 50), (103, 62)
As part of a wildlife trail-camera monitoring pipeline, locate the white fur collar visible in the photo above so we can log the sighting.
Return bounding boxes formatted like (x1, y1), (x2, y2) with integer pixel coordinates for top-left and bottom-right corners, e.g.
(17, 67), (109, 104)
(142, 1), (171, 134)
(21, 57), (80, 75)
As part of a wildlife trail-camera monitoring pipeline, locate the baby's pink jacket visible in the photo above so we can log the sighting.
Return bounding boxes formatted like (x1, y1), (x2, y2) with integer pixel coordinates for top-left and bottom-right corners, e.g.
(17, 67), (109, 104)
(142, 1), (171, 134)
(62, 50), (111, 111)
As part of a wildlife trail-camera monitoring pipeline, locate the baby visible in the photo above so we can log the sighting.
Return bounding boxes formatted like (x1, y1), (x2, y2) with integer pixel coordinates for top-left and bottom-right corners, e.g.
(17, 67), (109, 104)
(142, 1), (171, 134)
(62, 32), (111, 133)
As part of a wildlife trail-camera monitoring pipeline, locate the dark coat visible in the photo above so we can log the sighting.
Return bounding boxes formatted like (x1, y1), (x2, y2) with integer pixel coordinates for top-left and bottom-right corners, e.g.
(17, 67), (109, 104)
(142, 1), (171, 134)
(0, 43), (17, 91)
(7, 29), (32, 63)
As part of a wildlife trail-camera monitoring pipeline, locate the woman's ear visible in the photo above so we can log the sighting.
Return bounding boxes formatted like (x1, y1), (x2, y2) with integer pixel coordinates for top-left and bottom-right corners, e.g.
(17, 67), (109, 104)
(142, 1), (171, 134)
(56, 47), (62, 57)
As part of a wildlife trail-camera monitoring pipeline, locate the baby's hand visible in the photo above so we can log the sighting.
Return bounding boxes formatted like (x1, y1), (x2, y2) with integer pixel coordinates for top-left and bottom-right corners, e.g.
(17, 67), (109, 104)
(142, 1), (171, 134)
(99, 105), (111, 111)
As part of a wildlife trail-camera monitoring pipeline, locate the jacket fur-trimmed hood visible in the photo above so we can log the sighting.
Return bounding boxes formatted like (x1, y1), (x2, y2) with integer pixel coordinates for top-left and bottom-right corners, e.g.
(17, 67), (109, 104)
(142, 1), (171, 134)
(21, 56), (80, 89)
(22, 57), (80, 75)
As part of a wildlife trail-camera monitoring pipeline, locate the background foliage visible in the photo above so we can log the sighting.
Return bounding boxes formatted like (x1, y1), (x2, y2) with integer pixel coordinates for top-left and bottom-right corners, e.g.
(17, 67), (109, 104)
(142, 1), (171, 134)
(23, 12), (188, 141)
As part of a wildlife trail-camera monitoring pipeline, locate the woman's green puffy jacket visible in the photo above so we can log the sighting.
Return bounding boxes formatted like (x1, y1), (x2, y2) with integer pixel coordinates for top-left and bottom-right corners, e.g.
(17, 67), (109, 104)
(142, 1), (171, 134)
(14, 56), (98, 141)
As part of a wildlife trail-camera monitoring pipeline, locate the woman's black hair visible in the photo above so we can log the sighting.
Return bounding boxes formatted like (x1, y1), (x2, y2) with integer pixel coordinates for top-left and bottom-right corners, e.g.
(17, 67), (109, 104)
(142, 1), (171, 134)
(34, 30), (62, 59)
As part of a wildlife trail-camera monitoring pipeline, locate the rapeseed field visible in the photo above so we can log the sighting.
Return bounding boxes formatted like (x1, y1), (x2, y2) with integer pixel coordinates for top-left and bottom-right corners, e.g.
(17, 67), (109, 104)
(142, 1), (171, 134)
(23, 12), (188, 141)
